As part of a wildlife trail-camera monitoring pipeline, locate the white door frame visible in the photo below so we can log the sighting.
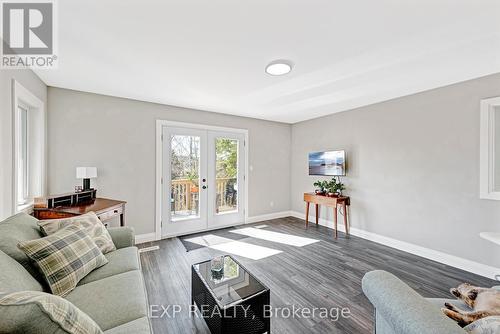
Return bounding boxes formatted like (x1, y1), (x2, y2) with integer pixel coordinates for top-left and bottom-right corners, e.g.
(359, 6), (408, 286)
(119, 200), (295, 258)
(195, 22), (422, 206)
(155, 120), (249, 240)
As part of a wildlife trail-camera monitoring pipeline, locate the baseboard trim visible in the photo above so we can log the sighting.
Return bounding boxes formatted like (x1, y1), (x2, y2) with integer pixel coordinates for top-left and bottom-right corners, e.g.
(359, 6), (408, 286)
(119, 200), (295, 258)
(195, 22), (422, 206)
(135, 232), (157, 245)
(246, 211), (292, 224)
(289, 211), (500, 280)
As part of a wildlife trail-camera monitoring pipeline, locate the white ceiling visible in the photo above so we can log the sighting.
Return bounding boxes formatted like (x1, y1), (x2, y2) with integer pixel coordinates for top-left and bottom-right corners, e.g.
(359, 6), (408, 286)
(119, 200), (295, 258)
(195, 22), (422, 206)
(35, 0), (500, 124)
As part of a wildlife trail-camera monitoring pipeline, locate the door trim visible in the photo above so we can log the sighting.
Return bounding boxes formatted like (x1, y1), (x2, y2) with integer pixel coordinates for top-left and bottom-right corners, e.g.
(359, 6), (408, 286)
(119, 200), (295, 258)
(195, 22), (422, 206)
(155, 120), (249, 240)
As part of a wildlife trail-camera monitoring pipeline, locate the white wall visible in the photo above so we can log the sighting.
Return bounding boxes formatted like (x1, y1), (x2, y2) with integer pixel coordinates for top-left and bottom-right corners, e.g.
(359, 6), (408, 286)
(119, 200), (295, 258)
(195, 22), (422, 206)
(291, 72), (500, 269)
(47, 88), (291, 234)
(0, 69), (47, 220)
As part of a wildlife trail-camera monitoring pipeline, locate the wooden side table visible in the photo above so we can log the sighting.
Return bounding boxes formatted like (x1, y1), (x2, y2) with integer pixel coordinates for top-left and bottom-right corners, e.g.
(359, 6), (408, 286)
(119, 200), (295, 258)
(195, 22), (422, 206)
(303, 192), (350, 238)
(33, 198), (126, 227)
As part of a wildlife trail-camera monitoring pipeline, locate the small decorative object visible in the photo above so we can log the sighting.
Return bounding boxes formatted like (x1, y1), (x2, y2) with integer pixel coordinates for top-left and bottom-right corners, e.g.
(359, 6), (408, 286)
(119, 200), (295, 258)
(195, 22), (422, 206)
(76, 167), (97, 191)
(74, 185), (83, 193)
(210, 256), (224, 281)
(34, 189), (97, 209)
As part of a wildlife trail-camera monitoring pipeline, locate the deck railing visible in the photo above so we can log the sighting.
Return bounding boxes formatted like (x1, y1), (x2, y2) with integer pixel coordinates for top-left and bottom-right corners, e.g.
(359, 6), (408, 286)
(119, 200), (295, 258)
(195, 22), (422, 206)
(171, 177), (236, 213)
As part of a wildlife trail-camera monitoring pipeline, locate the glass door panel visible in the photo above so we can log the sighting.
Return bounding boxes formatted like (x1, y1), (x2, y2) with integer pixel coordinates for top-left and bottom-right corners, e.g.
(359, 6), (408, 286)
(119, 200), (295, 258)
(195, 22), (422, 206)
(208, 131), (245, 228)
(215, 138), (238, 214)
(170, 134), (201, 221)
(162, 126), (207, 237)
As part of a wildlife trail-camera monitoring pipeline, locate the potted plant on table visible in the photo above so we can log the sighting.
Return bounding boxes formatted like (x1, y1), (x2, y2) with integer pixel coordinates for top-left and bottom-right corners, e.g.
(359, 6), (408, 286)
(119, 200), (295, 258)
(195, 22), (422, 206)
(334, 180), (345, 196)
(326, 179), (337, 197)
(325, 178), (346, 197)
(313, 180), (328, 195)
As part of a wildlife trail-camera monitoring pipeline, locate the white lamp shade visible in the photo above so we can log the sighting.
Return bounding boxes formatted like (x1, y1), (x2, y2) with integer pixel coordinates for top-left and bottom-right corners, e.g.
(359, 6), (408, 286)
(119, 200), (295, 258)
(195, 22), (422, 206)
(76, 167), (97, 179)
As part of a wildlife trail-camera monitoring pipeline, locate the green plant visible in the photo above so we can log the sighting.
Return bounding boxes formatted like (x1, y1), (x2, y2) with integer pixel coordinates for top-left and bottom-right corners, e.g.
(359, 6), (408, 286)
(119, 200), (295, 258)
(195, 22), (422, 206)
(187, 171), (197, 181)
(325, 178), (346, 194)
(326, 179), (336, 194)
(334, 181), (345, 194)
(313, 180), (328, 192)
(314, 178), (346, 194)
(216, 138), (237, 178)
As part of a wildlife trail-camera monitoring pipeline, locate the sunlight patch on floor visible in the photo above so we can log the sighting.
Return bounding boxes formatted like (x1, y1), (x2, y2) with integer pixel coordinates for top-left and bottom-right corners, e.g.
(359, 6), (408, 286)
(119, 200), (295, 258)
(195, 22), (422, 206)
(184, 234), (283, 260)
(184, 234), (234, 247)
(230, 227), (320, 247)
(209, 240), (282, 260)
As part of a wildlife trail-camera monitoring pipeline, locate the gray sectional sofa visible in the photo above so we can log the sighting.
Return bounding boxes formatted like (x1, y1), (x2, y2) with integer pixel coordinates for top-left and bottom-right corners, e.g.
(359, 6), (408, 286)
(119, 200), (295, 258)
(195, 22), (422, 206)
(0, 212), (152, 334)
(362, 270), (470, 334)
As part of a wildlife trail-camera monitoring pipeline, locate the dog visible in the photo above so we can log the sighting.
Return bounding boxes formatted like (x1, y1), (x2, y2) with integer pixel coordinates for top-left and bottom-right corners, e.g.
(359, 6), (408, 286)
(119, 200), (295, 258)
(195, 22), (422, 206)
(441, 283), (500, 327)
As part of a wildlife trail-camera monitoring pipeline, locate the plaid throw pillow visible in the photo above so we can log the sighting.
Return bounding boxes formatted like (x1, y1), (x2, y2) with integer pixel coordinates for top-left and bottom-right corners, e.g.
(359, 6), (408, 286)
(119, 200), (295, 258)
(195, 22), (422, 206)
(18, 225), (108, 296)
(39, 212), (116, 254)
(0, 290), (102, 334)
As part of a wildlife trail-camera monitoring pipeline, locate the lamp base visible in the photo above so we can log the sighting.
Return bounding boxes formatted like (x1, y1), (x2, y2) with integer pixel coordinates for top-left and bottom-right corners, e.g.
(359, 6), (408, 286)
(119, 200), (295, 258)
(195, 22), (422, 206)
(83, 178), (91, 191)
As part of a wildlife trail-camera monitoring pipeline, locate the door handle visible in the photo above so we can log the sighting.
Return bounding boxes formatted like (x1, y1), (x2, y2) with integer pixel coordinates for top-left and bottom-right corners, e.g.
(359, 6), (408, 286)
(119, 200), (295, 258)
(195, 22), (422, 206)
(202, 185), (207, 189)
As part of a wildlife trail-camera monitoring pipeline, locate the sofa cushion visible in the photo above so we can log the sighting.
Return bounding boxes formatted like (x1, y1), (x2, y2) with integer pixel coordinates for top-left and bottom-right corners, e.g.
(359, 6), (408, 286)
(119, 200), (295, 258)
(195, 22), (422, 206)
(0, 213), (44, 281)
(66, 270), (148, 331)
(0, 290), (102, 334)
(39, 212), (116, 254)
(78, 247), (140, 285)
(464, 316), (500, 333)
(427, 298), (472, 312)
(0, 250), (43, 292)
(18, 225), (108, 297)
(107, 227), (135, 249)
(103, 317), (151, 334)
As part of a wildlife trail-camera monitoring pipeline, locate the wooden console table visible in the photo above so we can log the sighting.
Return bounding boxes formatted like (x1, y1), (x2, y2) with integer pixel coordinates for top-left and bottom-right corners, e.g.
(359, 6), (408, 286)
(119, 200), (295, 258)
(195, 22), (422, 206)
(33, 198), (126, 227)
(303, 192), (350, 238)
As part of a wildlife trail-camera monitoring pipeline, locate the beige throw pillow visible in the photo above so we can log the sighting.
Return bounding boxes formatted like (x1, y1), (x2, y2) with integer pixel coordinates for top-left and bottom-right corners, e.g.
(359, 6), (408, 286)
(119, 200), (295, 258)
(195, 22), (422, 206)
(18, 225), (108, 296)
(39, 212), (116, 254)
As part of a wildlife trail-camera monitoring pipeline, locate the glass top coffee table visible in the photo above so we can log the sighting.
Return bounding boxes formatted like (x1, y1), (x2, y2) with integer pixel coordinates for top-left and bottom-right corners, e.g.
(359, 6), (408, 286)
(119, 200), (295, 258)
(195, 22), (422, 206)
(192, 255), (271, 334)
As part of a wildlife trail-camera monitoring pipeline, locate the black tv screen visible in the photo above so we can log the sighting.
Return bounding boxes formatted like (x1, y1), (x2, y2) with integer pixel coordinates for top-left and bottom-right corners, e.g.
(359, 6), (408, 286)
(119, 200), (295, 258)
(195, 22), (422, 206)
(309, 150), (346, 176)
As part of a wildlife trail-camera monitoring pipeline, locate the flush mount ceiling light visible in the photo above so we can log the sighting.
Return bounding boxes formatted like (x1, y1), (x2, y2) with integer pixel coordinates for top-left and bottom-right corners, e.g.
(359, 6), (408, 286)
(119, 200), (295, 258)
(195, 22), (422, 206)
(265, 60), (293, 76)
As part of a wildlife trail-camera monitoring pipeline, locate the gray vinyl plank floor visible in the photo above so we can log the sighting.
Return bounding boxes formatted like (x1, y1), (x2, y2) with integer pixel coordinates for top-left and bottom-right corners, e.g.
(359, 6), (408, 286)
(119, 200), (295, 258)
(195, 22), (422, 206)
(138, 216), (496, 334)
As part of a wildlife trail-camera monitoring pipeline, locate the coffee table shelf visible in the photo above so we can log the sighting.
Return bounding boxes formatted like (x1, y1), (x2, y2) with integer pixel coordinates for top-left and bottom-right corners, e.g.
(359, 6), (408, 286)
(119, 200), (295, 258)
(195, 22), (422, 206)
(191, 255), (271, 334)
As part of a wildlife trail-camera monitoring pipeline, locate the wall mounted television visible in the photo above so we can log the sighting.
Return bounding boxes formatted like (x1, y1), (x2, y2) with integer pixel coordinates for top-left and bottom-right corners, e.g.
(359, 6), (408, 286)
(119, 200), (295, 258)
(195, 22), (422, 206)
(308, 150), (346, 176)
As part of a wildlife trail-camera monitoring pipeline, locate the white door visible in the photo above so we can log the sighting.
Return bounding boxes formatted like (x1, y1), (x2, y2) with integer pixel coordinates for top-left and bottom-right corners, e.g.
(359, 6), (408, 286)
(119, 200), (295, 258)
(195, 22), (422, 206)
(162, 125), (246, 237)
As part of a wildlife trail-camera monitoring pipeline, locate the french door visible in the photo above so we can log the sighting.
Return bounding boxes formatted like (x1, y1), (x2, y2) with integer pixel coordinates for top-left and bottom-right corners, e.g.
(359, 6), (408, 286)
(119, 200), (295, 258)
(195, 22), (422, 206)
(162, 125), (246, 237)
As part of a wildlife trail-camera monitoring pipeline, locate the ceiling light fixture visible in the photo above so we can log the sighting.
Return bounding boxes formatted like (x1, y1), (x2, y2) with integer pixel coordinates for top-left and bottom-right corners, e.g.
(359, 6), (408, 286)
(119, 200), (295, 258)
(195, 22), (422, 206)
(265, 60), (293, 76)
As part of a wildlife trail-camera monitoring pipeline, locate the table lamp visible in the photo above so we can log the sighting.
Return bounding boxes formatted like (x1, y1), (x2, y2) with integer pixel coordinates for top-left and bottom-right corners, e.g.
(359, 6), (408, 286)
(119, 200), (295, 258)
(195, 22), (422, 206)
(76, 167), (97, 191)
